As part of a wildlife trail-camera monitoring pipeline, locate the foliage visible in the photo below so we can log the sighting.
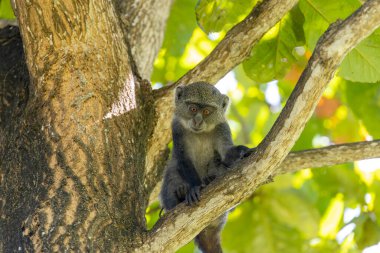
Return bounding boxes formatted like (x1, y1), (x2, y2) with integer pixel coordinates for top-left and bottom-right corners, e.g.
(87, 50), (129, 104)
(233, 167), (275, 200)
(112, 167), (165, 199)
(0, 0), (15, 19)
(3, 0), (379, 251)
(149, 0), (380, 252)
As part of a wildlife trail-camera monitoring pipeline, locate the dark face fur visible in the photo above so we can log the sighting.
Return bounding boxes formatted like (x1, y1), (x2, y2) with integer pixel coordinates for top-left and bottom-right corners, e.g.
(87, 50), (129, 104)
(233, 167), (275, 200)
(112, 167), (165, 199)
(175, 82), (229, 133)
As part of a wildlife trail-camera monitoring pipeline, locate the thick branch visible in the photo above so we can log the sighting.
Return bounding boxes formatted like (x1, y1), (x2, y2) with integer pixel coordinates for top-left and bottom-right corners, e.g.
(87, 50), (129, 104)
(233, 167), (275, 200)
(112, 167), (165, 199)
(9, 0), (153, 250)
(280, 140), (380, 173)
(148, 139), (380, 204)
(144, 0), (298, 194)
(114, 0), (173, 79)
(137, 1), (380, 252)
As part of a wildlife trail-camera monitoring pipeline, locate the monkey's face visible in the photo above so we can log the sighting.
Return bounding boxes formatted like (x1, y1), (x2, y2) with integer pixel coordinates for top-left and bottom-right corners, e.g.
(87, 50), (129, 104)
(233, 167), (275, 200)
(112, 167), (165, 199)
(174, 83), (229, 133)
(182, 103), (216, 133)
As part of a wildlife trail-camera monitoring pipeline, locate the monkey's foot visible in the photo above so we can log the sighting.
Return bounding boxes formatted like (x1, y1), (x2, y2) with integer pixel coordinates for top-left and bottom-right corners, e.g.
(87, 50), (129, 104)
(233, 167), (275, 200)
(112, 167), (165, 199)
(186, 186), (201, 205)
(201, 175), (216, 187)
(175, 184), (190, 200)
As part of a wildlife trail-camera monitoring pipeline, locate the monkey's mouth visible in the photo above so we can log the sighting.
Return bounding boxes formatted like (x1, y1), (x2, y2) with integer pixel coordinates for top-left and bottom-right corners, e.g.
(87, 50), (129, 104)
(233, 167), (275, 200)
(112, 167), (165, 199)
(190, 126), (203, 132)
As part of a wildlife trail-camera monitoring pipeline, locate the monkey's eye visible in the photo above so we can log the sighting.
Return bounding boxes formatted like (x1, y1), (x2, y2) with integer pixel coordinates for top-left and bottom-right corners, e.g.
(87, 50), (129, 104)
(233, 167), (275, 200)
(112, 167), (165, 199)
(203, 109), (210, 116)
(189, 105), (197, 113)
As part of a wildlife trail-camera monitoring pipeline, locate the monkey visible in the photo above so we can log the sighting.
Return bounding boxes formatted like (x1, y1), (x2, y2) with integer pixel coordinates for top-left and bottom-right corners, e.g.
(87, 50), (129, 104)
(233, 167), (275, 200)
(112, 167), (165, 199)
(160, 82), (251, 253)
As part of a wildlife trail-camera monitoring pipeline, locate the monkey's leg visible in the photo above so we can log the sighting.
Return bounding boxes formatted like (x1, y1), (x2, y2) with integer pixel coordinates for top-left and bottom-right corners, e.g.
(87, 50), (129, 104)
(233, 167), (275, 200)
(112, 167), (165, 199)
(194, 213), (227, 253)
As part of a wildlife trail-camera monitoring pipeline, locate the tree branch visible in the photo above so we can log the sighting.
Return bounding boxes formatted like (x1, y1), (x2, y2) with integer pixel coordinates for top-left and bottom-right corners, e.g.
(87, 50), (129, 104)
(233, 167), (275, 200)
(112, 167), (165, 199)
(144, 0), (299, 195)
(114, 0), (173, 79)
(279, 140), (380, 174)
(136, 1), (380, 252)
(148, 139), (380, 204)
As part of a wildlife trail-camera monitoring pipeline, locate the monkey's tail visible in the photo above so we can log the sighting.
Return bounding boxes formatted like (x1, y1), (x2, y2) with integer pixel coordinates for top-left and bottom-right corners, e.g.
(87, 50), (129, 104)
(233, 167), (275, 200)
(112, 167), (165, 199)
(194, 214), (227, 253)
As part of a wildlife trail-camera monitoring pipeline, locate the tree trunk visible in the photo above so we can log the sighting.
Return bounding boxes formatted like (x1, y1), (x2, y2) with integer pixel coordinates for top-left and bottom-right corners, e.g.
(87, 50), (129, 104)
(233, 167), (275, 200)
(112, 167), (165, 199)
(1, 0), (380, 252)
(1, 0), (156, 251)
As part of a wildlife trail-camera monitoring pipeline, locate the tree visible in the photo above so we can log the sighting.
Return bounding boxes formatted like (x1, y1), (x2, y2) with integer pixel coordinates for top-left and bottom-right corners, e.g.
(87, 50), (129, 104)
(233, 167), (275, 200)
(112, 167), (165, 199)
(1, 0), (380, 252)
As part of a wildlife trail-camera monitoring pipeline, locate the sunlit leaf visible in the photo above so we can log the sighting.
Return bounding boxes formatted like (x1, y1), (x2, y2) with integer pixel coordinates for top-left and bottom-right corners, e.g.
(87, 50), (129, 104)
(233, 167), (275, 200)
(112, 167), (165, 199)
(345, 81), (380, 138)
(223, 199), (304, 253)
(339, 30), (380, 83)
(299, 0), (361, 50)
(195, 0), (257, 34)
(268, 189), (320, 238)
(243, 9), (305, 83)
(299, 0), (380, 83)
(0, 0), (15, 19)
(311, 165), (366, 209)
(353, 213), (380, 250)
(319, 193), (344, 239)
(151, 0), (198, 83)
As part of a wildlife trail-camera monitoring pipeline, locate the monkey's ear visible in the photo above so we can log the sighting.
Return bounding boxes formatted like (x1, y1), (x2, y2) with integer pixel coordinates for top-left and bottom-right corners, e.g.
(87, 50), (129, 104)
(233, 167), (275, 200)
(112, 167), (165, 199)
(222, 95), (229, 111)
(175, 86), (185, 102)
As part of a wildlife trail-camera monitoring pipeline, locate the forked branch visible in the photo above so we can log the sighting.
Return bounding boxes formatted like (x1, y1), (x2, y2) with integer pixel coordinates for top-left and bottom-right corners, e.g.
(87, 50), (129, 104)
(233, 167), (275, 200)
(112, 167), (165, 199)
(136, 1), (380, 252)
(145, 0), (299, 193)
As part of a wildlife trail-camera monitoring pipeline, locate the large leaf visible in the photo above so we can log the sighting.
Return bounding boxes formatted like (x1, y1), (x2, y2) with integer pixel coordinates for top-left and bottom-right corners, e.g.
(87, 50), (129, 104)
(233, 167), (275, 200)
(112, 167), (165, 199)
(268, 189), (320, 239)
(195, 0), (257, 34)
(345, 81), (380, 137)
(0, 0), (15, 19)
(151, 0), (198, 83)
(223, 199), (304, 253)
(299, 0), (360, 50)
(353, 213), (380, 250)
(243, 9), (305, 83)
(339, 30), (380, 83)
(299, 0), (380, 83)
(311, 165), (366, 209)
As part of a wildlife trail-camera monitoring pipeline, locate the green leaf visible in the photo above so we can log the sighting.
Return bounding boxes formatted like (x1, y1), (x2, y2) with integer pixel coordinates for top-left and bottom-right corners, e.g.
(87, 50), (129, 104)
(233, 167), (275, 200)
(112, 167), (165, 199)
(300, 0), (380, 83)
(311, 165), (366, 209)
(345, 81), (380, 137)
(223, 200), (304, 253)
(299, 0), (361, 50)
(151, 0), (198, 83)
(0, 0), (15, 19)
(353, 213), (380, 250)
(243, 10), (305, 83)
(268, 189), (320, 238)
(371, 179), (380, 227)
(339, 30), (380, 83)
(195, 0), (257, 34)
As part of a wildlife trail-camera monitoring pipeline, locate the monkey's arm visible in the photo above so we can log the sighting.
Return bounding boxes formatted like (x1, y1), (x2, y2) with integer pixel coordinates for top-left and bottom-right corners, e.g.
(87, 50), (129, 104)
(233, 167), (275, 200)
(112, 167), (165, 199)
(223, 146), (256, 168)
(199, 123), (234, 186)
(160, 160), (189, 209)
(172, 119), (202, 204)
(213, 122), (235, 160)
(202, 123), (255, 186)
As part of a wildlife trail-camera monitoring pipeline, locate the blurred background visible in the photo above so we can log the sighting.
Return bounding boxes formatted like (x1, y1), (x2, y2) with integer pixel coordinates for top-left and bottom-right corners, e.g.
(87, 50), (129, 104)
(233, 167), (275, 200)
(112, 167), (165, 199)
(2, 0), (380, 252)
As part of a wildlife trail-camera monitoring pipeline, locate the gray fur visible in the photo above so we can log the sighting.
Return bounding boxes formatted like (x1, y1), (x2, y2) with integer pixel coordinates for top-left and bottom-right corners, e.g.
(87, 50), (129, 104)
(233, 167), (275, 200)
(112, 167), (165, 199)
(160, 82), (249, 253)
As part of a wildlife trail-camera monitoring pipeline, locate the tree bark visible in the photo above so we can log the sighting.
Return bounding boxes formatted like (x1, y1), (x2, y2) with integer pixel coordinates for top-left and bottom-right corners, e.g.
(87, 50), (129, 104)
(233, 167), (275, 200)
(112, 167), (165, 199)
(137, 1), (380, 252)
(1, 0), (380, 252)
(113, 0), (173, 79)
(145, 0), (299, 199)
(1, 0), (155, 251)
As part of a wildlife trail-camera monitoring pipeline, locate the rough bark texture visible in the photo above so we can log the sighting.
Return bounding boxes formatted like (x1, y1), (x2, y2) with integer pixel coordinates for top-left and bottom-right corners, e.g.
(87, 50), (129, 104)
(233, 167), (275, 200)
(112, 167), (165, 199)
(136, 1), (380, 252)
(280, 140), (380, 174)
(1, 0), (155, 251)
(148, 139), (380, 204)
(1, 0), (380, 252)
(114, 0), (173, 79)
(145, 0), (299, 198)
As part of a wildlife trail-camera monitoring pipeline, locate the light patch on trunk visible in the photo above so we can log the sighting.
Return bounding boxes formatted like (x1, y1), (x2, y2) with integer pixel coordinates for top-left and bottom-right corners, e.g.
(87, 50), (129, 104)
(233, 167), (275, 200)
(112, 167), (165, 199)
(103, 73), (137, 119)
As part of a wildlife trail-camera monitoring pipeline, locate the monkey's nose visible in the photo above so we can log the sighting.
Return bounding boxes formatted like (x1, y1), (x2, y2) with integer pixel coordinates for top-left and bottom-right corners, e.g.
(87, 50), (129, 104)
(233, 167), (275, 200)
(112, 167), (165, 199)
(193, 119), (201, 127)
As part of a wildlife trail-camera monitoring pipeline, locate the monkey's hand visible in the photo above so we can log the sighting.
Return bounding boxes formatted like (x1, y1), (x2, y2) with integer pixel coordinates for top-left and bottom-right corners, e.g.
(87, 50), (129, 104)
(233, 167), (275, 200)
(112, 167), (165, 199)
(185, 186), (201, 205)
(175, 183), (190, 201)
(243, 147), (256, 158)
(224, 145), (252, 168)
(201, 175), (216, 187)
